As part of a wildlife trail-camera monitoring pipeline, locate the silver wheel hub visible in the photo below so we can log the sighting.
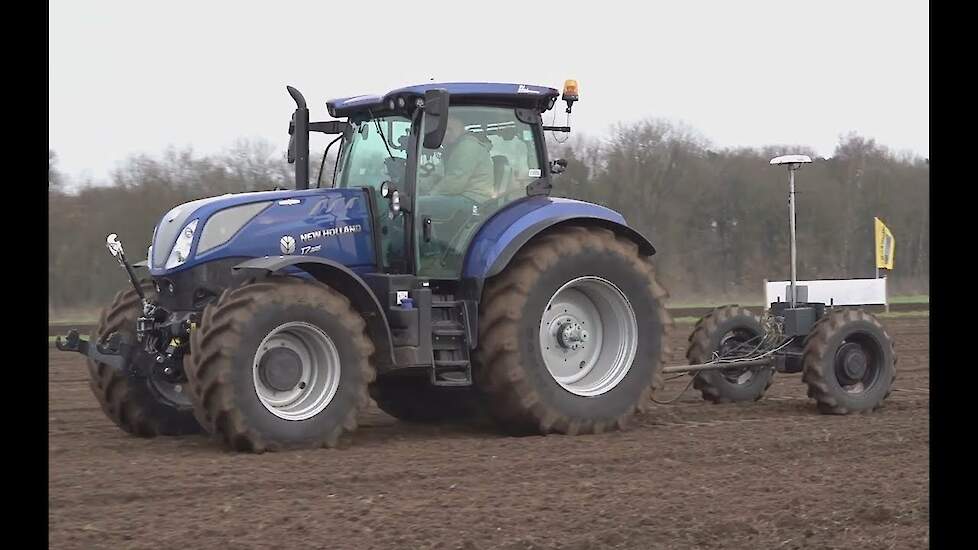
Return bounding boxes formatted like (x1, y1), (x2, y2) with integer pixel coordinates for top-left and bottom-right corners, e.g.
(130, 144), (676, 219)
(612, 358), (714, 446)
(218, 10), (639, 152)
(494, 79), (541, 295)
(539, 277), (638, 397)
(252, 322), (341, 421)
(556, 320), (590, 351)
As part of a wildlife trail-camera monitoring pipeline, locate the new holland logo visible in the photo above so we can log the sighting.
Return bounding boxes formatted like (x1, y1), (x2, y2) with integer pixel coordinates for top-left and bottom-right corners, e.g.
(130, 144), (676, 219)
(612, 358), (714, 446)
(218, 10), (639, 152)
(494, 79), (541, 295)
(299, 224), (363, 242)
(517, 84), (541, 94)
(280, 235), (296, 255)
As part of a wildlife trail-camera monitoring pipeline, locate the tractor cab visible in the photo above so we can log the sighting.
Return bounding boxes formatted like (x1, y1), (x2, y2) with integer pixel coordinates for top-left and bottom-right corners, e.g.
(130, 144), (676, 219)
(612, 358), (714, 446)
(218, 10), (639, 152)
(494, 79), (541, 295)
(297, 82), (573, 279)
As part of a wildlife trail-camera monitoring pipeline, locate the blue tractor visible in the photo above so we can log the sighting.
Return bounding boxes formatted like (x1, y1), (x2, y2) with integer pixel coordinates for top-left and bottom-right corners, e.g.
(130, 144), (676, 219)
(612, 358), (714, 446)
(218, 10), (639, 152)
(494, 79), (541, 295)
(58, 81), (673, 451)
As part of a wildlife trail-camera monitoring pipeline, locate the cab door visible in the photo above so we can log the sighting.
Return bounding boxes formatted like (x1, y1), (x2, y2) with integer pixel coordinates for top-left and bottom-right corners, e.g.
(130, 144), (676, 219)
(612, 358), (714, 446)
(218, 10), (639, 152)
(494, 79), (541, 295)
(414, 106), (543, 278)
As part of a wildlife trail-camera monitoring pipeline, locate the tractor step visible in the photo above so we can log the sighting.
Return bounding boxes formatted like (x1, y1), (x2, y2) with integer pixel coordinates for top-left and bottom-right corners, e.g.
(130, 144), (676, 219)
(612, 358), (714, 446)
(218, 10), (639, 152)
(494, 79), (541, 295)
(431, 360), (472, 386)
(429, 296), (473, 386)
(432, 324), (466, 337)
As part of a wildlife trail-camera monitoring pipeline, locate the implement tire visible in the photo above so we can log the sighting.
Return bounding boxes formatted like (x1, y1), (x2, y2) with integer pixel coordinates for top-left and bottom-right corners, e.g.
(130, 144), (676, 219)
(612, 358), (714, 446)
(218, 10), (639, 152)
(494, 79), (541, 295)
(801, 308), (896, 414)
(474, 225), (671, 435)
(686, 305), (775, 403)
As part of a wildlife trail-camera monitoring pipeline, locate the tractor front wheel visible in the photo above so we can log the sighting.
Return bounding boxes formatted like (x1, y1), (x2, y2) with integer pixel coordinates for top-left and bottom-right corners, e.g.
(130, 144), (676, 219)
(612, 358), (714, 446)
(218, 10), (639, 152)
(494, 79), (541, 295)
(186, 276), (376, 452)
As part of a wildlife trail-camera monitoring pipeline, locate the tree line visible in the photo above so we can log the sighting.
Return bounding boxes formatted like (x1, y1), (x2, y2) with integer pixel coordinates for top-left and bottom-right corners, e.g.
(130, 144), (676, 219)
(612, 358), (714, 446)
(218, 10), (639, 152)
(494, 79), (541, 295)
(49, 121), (928, 316)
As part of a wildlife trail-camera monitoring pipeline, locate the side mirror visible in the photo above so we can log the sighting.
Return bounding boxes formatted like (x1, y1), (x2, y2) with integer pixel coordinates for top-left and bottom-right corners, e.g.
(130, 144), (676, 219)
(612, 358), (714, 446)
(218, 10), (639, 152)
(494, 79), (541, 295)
(287, 119), (296, 163)
(422, 89), (450, 149)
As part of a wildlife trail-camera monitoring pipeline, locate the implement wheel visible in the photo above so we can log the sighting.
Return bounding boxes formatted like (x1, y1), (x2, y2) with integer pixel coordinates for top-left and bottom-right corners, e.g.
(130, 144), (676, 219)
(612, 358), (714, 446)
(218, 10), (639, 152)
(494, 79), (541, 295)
(686, 305), (775, 403)
(801, 308), (896, 414)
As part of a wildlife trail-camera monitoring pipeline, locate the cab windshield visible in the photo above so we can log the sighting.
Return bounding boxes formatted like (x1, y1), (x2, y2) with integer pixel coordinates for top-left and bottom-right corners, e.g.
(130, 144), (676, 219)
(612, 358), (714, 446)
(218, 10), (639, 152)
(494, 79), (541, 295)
(334, 116), (412, 191)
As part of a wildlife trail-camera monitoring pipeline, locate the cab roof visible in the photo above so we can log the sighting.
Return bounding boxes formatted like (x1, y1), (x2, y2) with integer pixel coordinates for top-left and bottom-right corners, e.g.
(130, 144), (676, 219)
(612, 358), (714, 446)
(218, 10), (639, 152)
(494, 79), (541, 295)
(326, 82), (559, 118)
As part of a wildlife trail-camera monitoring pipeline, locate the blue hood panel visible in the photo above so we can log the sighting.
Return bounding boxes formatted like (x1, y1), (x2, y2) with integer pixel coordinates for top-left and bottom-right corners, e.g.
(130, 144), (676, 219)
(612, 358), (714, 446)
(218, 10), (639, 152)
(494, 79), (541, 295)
(148, 188), (376, 277)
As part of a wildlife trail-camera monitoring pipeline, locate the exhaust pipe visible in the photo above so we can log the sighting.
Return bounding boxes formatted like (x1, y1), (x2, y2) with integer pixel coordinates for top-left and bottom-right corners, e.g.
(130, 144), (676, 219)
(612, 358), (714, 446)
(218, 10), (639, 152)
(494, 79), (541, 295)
(287, 86), (309, 190)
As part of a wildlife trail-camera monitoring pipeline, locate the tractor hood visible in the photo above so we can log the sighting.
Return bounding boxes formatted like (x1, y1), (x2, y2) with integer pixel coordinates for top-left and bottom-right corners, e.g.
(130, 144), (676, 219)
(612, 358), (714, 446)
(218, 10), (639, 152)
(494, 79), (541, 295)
(147, 188), (376, 276)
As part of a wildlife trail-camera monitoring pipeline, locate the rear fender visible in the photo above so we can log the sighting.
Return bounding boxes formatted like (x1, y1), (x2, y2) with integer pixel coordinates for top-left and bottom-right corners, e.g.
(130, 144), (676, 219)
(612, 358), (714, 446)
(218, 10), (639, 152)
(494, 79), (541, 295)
(463, 196), (656, 281)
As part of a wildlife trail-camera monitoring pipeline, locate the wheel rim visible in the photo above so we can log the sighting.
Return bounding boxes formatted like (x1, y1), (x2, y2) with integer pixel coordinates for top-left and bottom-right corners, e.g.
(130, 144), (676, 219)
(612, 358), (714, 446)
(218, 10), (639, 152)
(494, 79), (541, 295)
(252, 322), (341, 421)
(539, 276), (638, 397)
(717, 329), (764, 385)
(833, 334), (882, 394)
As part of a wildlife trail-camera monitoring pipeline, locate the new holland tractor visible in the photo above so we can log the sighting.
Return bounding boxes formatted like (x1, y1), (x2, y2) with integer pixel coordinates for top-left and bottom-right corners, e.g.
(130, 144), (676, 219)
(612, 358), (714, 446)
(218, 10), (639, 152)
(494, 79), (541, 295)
(58, 81), (675, 451)
(57, 81), (897, 452)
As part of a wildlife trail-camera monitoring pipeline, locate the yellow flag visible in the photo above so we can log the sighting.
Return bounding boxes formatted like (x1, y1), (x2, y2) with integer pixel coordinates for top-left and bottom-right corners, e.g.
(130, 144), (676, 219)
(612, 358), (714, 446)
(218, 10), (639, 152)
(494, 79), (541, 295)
(874, 217), (895, 270)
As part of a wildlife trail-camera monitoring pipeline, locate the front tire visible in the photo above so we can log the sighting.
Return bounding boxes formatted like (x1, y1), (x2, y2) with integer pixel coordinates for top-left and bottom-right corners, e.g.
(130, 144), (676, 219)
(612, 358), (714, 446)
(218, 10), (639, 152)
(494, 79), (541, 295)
(86, 282), (200, 437)
(475, 226), (672, 435)
(186, 276), (376, 452)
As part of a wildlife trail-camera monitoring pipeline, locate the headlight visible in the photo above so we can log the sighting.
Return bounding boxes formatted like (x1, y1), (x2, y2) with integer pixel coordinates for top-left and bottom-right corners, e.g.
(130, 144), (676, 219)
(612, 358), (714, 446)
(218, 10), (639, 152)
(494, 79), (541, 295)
(165, 219), (199, 269)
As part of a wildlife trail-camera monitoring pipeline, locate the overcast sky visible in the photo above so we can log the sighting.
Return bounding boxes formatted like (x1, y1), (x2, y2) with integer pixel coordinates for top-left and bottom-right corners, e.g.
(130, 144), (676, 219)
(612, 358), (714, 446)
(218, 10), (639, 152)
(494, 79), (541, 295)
(50, 0), (928, 188)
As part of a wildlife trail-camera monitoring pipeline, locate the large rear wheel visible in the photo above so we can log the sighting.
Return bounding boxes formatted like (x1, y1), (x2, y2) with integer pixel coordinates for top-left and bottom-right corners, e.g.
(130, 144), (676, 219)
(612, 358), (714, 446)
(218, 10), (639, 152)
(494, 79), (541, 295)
(475, 226), (671, 435)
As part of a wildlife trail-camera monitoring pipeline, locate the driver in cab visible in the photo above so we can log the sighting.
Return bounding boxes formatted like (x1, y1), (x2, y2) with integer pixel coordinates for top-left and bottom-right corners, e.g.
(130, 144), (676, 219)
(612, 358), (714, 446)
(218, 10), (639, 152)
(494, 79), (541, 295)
(421, 114), (495, 208)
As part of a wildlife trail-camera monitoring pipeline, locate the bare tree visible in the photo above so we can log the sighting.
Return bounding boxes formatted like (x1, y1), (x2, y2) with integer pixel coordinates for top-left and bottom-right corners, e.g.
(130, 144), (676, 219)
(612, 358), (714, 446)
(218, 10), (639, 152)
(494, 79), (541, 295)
(48, 128), (930, 314)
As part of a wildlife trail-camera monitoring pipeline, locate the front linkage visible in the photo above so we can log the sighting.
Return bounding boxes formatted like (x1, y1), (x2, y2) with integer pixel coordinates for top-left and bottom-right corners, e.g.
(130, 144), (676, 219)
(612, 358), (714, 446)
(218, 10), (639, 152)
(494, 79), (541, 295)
(56, 234), (193, 384)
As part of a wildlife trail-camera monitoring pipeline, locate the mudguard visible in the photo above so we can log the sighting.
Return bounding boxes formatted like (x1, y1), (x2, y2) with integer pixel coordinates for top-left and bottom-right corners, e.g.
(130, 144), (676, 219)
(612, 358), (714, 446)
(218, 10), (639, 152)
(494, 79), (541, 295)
(463, 196), (656, 280)
(233, 256), (395, 369)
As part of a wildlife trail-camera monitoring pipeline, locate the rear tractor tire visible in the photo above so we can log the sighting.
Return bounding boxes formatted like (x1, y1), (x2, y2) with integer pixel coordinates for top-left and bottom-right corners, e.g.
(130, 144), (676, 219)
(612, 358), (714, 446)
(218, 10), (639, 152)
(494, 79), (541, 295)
(186, 276), (376, 452)
(686, 305), (775, 403)
(86, 282), (201, 437)
(475, 226), (671, 436)
(801, 308), (896, 414)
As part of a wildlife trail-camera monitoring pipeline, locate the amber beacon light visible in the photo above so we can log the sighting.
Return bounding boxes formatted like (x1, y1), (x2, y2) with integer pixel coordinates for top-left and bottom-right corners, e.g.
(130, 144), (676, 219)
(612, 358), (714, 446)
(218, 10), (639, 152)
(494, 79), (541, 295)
(562, 79), (579, 113)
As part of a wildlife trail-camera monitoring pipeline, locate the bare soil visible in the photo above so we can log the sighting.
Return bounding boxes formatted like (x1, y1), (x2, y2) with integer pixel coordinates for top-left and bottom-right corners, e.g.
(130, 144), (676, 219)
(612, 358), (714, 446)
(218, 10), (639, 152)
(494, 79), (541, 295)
(49, 317), (929, 549)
